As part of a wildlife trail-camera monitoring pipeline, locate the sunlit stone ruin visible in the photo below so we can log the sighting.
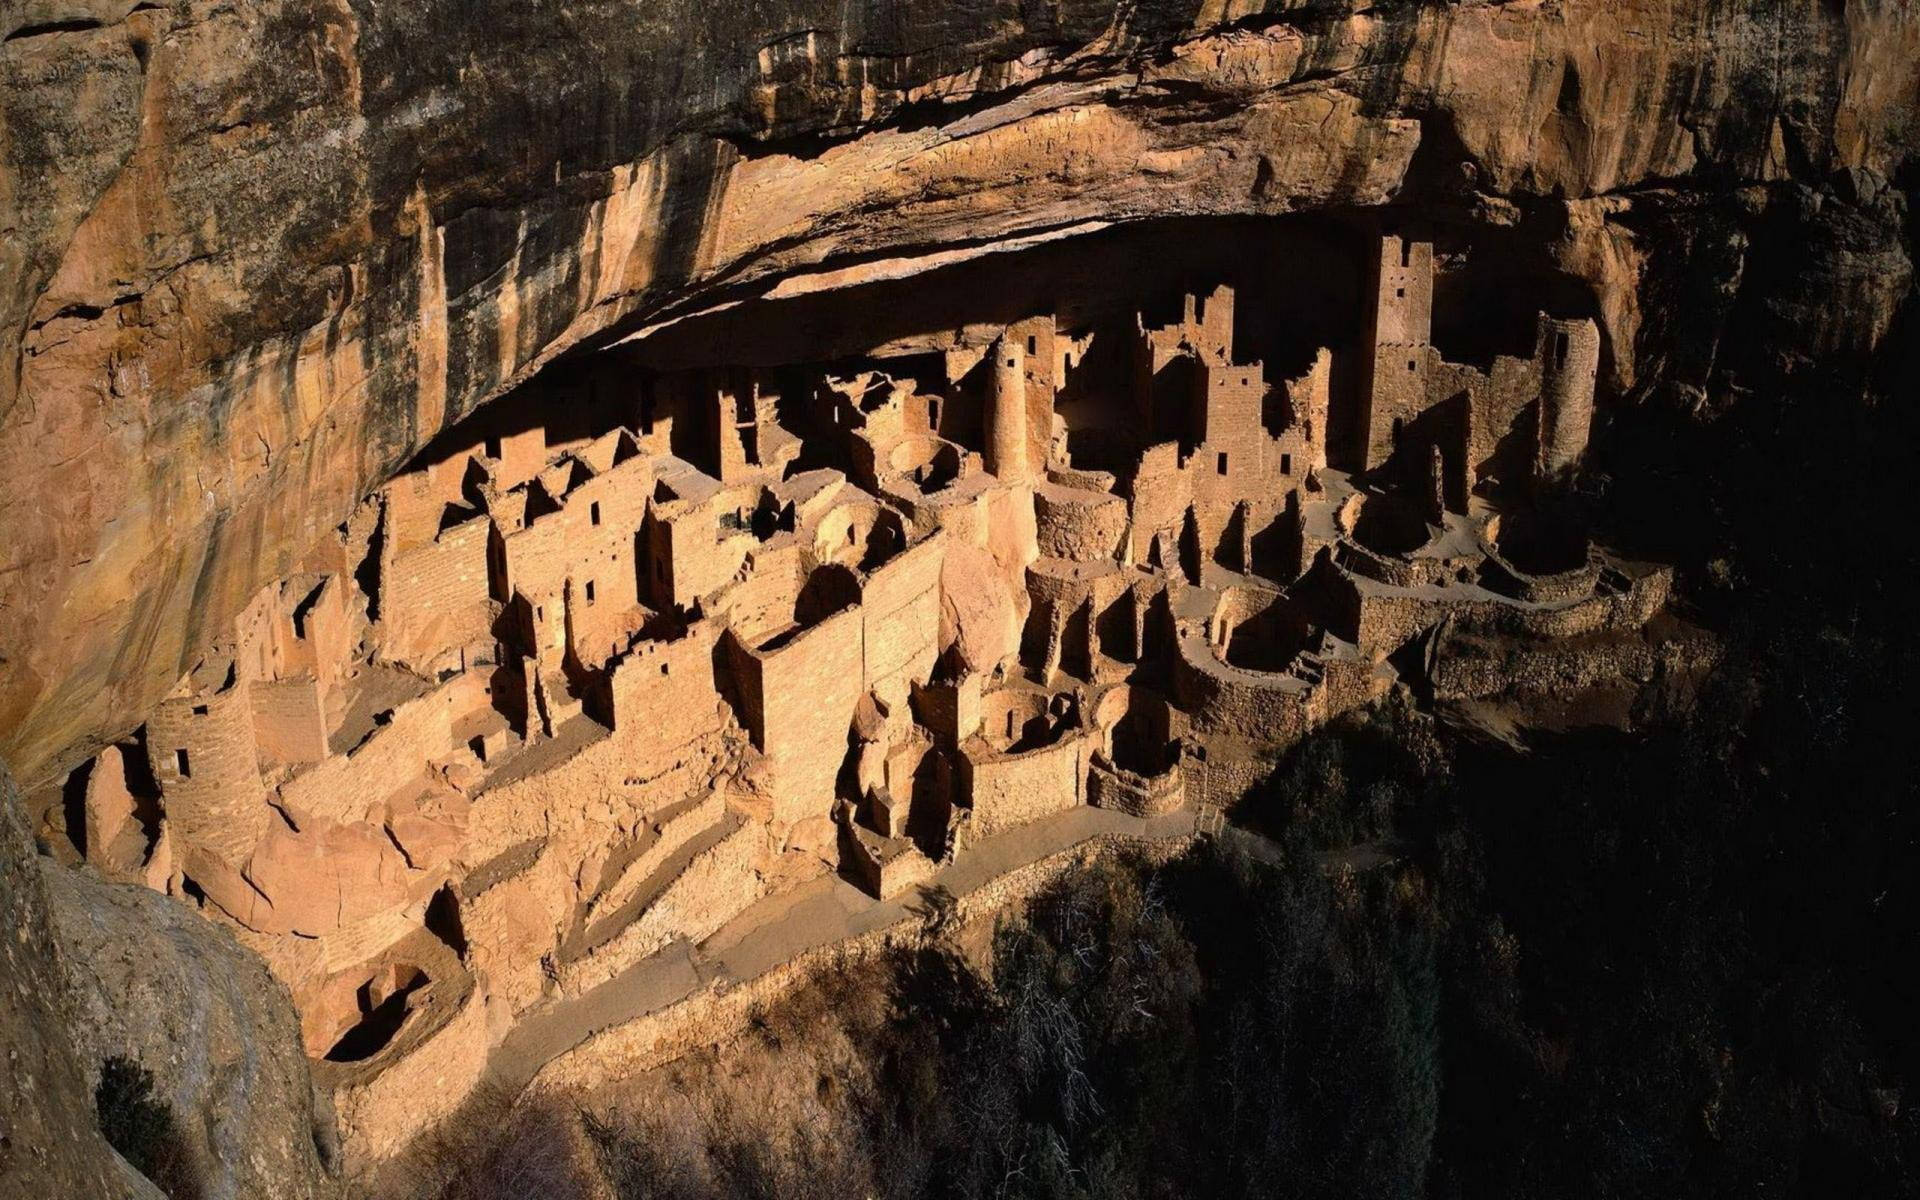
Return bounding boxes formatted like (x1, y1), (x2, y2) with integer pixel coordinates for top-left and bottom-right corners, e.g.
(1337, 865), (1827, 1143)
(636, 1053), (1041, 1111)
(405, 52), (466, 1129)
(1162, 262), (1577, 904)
(40, 223), (1686, 1148)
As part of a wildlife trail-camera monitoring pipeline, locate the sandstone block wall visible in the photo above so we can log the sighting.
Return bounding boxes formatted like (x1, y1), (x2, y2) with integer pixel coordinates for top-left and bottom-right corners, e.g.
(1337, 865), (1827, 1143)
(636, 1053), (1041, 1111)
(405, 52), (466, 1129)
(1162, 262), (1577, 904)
(381, 515), (497, 668)
(963, 735), (1085, 840)
(559, 815), (764, 994)
(610, 624), (727, 762)
(278, 671), (488, 824)
(148, 686), (266, 866)
(733, 605), (865, 828)
(861, 534), (945, 710)
(250, 677), (330, 769)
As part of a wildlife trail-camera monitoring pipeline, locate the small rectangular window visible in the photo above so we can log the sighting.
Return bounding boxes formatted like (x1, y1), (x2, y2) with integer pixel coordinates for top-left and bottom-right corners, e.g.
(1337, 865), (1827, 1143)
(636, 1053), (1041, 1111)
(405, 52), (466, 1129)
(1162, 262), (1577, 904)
(1401, 240), (1413, 268)
(1027, 336), (1037, 355)
(660, 663), (670, 676)
(1408, 359), (1417, 372)
(1395, 287), (1405, 299)
(175, 748), (191, 778)
(1006, 712), (1016, 739)
(928, 398), (939, 426)
(485, 437), (501, 459)
(590, 501), (601, 526)
(535, 605), (544, 621)
(191, 704), (209, 716)
(1281, 453), (1292, 476)
(1217, 452), (1229, 475)
(584, 581), (596, 605)
(1554, 331), (1571, 368)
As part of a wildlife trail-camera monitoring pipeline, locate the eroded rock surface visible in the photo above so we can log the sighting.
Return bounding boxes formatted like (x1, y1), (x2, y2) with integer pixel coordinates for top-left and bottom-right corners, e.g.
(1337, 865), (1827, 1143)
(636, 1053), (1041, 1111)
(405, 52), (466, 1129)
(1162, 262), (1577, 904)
(0, 763), (160, 1198)
(39, 851), (339, 1200)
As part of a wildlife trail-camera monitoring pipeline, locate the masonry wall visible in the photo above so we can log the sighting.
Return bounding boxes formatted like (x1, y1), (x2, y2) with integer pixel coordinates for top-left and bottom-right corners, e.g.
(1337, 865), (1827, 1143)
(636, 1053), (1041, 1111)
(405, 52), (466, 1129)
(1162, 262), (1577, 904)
(557, 817), (765, 995)
(963, 735), (1085, 839)
(721, 544), (805, 646)
(1361, 236), (1436, 471)
(861, 535), (945, 709)
(148, 686), (265, 865)
(1195, 360), (1264, 448)
(383, 462), (469, 558)
(1035, 480), (1129, 563)
(1468, 355), (1542, 490)
(1127, 441), (1189, 562)
(250, 677), (330, 769)
(1087, 759), (1185, 818)
(1537, 316), (1601, 473)
(289, 575), (352, 699)
(279, 672), (490, 824)
(1015, 315), (1059, 477)
(1170, 644), (1314, 744)
(734, 605), (865, 827)
(1282, 348), (1332, 471)
(653, 506), (755, 610)
(381, 515), (496, 668)
(566, 549), (645, 668)
(495, 427), (549, 489)
(610, 625), (726, 764)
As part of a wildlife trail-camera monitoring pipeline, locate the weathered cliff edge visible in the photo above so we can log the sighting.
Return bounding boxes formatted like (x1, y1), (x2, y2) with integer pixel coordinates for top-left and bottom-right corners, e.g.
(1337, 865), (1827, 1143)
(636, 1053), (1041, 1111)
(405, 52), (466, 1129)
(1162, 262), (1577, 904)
(1, 0), (1915, 788)
(0, 761), (159, 1197)
(0, 761), (336, 1198)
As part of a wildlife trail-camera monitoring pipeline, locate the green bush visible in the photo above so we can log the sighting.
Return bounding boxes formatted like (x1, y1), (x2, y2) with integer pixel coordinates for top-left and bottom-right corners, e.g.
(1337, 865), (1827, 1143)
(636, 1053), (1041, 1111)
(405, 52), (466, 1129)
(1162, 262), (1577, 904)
(95, 1055), (198, 1199)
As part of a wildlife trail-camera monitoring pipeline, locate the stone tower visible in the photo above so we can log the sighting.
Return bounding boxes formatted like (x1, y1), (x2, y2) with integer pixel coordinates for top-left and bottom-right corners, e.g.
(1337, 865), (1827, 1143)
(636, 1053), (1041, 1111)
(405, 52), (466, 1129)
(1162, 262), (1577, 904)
(987, 330), (1029, 482)
(1536, 315), (1600, 474)
(1361, 233), (1434, 472)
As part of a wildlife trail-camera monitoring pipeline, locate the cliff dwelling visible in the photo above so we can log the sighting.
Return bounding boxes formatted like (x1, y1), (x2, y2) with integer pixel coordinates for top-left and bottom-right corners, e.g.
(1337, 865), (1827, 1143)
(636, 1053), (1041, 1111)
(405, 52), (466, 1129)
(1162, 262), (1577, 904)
(3, 0), (1915, 1192)
(19, 215), (1698, 1163)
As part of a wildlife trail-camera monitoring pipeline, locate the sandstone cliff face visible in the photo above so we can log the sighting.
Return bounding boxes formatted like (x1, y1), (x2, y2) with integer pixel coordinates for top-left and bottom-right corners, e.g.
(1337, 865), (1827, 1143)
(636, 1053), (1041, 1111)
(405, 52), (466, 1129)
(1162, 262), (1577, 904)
(0, 763), (161, 1198)
(1, 0), (1915, 787)
(0, 762), (335, 1198)
(39, 853), (339, 1200)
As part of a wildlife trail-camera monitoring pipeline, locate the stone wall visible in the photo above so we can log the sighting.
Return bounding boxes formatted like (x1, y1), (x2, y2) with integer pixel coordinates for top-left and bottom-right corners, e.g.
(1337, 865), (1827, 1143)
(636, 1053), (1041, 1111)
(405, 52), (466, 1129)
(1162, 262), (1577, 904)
(148, 685), (266, 866)
(1035, 480), (1130, 563)
(861, 535), (945, 710)
(731, 605), (865, 828)
(962, 735), (1086, 840)
(380, 516), (497, 669)
(279, 672), (489, 824)
(250, 677), (330, 769)
(558, 816), (765, 994)
(609, 625), (727, 763)
(525, 826), (1198, 1101)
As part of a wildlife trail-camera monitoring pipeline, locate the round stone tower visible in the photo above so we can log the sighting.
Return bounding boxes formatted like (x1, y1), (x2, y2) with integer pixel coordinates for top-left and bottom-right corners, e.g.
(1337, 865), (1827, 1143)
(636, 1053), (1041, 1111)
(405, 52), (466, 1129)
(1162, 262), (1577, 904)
(1537, 316), (1600, 475)
(987, 331), (1029, 482)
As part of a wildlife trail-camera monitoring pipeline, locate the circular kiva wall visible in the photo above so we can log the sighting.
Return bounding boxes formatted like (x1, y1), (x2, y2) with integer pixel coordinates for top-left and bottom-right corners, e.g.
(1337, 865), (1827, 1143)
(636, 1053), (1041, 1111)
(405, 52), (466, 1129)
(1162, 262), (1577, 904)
(979, 686), (1074, 755)
(815, 500), (907, 571)
(1034, 480), (1129, 563)
(1089, 684), (1178, 776)
(888, 435), (963, 492)
(1210, 586), (1315, 673)
(1491, 509), (1589, 575)
(1341, 491), (1434, 557)
(1480, 509), (1598, 603)
(1173, 590), (1317, 744)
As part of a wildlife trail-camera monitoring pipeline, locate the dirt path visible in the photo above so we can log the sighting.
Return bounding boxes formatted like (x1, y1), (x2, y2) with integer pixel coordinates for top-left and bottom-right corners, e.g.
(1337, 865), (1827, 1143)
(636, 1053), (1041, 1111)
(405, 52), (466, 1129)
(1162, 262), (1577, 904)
(479, 806), (1197, 1099)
